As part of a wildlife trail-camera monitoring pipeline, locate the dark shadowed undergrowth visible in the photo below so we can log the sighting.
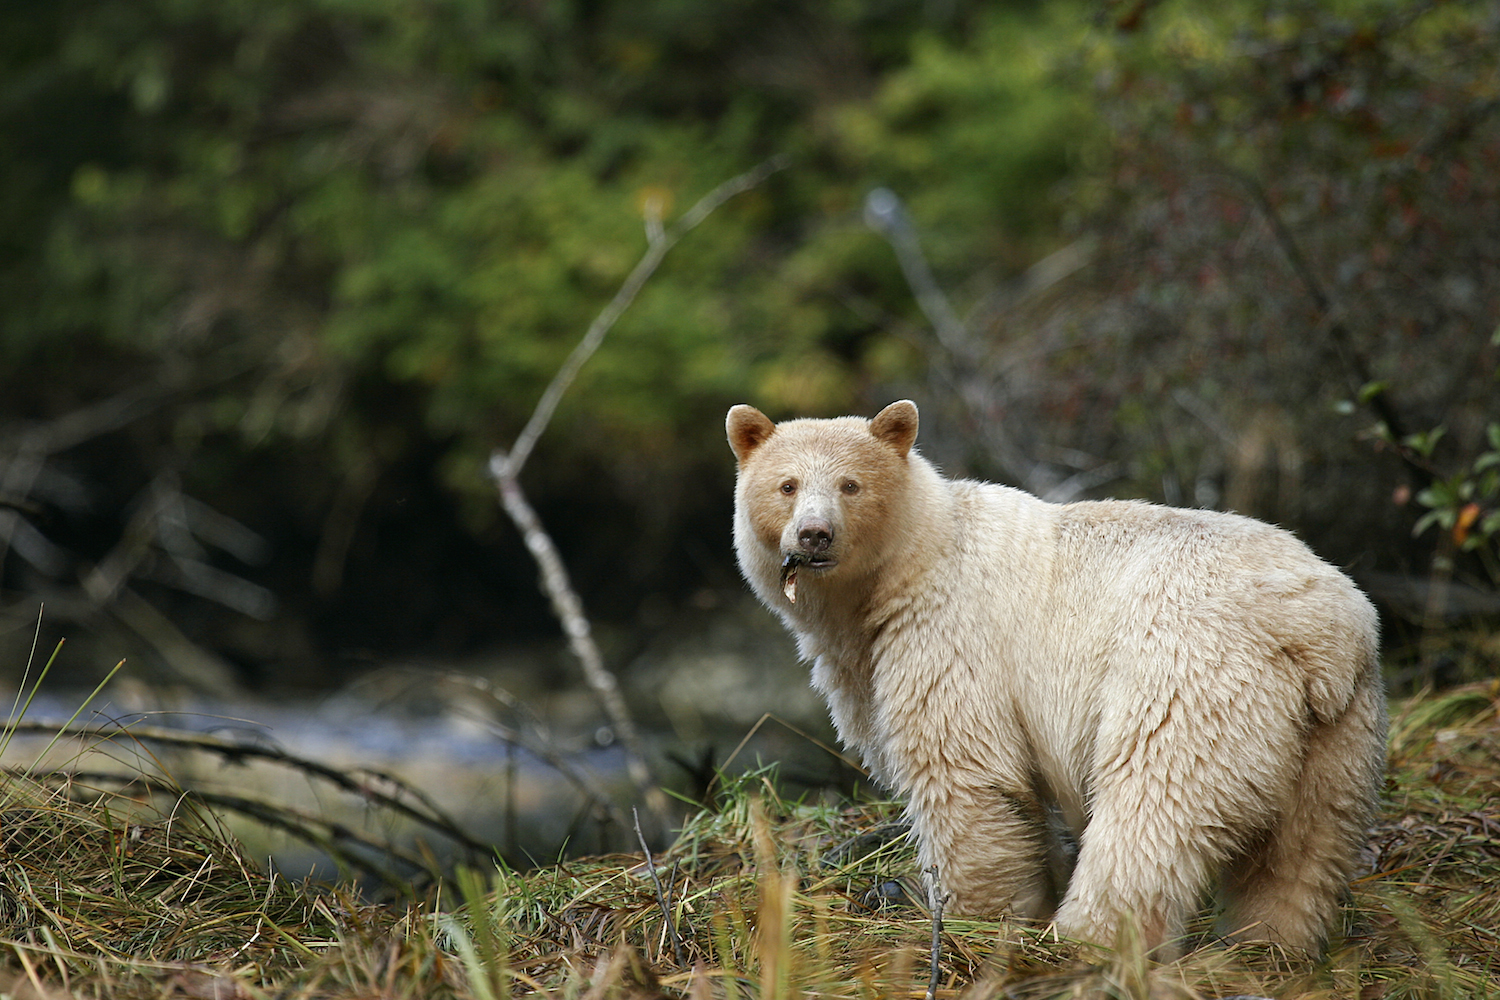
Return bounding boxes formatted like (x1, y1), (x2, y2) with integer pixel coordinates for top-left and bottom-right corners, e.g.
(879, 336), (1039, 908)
(0, 683), (1496, 999)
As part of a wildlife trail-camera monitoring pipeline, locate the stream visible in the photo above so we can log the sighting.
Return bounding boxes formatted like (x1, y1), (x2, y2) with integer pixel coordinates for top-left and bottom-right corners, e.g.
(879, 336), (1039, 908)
(1, 598), (852, 888)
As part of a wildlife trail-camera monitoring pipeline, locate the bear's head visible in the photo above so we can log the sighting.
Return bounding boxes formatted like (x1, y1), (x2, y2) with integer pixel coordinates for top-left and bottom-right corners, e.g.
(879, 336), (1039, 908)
(726, 400), (919, 605)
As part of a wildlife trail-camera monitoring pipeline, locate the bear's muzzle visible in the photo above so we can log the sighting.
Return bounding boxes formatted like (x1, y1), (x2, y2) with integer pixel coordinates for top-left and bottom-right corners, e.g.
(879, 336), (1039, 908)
(797, 517), (834, 558)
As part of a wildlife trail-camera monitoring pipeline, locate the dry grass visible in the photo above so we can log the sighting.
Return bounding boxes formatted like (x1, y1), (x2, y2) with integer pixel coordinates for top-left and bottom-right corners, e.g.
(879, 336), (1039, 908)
(1, 682), (1497, 999)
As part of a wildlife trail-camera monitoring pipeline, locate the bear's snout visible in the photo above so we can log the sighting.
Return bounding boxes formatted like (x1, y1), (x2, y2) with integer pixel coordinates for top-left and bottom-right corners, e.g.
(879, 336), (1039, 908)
(797, 518), (833, 556)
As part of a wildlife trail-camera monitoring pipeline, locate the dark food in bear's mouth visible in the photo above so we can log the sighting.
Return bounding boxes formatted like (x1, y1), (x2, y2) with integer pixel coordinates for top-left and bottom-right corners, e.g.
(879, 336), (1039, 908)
(781, 552), (807, 603)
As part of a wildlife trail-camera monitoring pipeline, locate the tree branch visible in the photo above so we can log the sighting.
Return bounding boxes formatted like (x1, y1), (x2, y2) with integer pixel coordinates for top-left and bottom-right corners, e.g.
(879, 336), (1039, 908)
(490, 464), (663, 818)
(634, 806), (685, 966)
(864, 187), (1111, 502)
(1230, 170), (1431, 484)
(489, 158), (787, 823)
(8, 720), (491, 858)
(497, 156), (788, 481)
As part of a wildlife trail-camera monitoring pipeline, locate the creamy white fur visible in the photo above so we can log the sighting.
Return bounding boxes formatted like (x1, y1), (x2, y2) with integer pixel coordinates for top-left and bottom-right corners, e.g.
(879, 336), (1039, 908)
(727, 400), (1386, 955)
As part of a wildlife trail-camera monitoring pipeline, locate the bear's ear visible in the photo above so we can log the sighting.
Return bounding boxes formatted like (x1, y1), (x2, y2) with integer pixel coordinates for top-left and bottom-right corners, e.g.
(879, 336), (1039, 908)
(726, 405), (776, 463)
(870, 400), (919, 458)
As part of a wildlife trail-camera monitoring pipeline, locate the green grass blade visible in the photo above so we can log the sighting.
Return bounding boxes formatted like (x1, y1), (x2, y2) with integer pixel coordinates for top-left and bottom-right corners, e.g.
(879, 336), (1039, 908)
(21, 657), (126, 778)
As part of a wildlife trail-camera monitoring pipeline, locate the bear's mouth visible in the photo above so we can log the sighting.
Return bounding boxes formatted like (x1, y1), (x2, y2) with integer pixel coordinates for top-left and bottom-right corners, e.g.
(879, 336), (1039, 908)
(779, 553), (837, 604)
(780, 552), (837, 573)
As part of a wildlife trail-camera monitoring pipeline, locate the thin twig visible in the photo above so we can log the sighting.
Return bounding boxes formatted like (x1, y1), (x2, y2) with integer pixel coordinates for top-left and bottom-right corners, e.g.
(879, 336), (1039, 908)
(0, 357), (255, 583)
(481, 714), (631, 832)
(923, 865), (950, 1000)
(436, 670), (632, 832)
(634, 806), (686, 967)
(864, 187), (1098, 500)
(188, 790), (420, 892)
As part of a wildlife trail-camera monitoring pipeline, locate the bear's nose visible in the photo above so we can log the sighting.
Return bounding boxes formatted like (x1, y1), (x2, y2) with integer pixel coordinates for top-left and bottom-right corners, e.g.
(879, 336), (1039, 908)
(798, 519), (833, 554)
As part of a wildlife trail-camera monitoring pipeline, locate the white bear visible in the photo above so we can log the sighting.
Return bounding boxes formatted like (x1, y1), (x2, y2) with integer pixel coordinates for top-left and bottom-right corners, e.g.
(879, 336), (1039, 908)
(727, 399), (1386, 956)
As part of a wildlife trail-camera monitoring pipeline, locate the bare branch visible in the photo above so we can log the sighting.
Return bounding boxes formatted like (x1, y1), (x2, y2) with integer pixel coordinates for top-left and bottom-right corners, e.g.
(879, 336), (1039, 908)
(479, 712), (632, 833)
(490, 463), (663, 817)
(489, 158), (787, 822)
(923, 865), (950, 1000)
(634, 806), (686, 966)
(1, 376), (277, 694)
(1228, 169), (1426, 472)
(105, 588), (243, 696)
(42, 768), (432, 893)
(500, 156), (788, 480)
(8, 720), (491, 857)
(864, 188), (972, 363)
(0, 509), (68, 575)
(865, 187), (1112, 502)
(1, 381), (167, 459)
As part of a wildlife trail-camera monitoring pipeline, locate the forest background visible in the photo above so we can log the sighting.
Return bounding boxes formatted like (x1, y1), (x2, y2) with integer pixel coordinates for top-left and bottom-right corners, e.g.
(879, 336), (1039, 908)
(1, 0), (1497, 711)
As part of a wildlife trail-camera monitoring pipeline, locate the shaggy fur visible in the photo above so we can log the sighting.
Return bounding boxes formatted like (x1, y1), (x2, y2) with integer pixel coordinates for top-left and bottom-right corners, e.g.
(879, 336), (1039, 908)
(727, 400), (1386, 956)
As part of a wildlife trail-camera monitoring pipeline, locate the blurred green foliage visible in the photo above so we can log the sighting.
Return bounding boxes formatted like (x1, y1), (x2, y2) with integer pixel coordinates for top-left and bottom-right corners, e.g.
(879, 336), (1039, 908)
(3, 0), (1090, 469)
(1, 0), (1496, 681)
(1, 0), (1099, 675)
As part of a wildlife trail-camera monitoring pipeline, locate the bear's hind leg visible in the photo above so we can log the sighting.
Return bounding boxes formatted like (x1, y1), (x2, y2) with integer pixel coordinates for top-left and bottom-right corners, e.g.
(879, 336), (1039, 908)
(1218, 677), (1386, 953)
(1053, 664), (1299, 958)
(1052, 788), (1216, 958)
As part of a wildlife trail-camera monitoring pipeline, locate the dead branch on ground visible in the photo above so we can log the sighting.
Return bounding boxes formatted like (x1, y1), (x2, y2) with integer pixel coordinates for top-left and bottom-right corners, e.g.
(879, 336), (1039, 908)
(634, 805), (686, 966)
(5, 720), (490, 859)
(20, 767), (429, 895)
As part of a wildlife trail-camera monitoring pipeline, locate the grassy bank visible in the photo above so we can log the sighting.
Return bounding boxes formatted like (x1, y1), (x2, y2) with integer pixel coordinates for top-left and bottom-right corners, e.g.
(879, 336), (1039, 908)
(1, 683), (1497, 998)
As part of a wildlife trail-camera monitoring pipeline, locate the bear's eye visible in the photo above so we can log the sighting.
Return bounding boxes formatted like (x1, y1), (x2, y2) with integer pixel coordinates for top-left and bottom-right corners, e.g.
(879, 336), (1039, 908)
(842, 480), (860, 495)
(780, 481), (796, 495)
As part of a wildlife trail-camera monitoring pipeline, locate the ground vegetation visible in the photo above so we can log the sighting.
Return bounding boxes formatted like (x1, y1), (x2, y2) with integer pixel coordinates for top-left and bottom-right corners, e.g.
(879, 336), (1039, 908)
(0, 683), (1496, 997)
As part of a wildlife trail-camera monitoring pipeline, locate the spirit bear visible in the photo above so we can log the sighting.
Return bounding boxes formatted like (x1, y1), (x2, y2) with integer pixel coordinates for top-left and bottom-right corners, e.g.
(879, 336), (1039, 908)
(727, 400), (1385, 955)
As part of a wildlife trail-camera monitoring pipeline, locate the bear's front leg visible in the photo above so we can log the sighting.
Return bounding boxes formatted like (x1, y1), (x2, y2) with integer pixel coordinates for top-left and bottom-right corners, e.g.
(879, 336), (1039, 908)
(908, 780), (1055, 920)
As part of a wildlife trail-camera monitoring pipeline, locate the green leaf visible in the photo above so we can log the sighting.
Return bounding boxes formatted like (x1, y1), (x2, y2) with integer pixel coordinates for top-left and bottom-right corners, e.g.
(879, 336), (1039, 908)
(1415, 482), (1457, 510)
(1401, 426), (1445, 459)
(1411, 508), (1445, 538)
